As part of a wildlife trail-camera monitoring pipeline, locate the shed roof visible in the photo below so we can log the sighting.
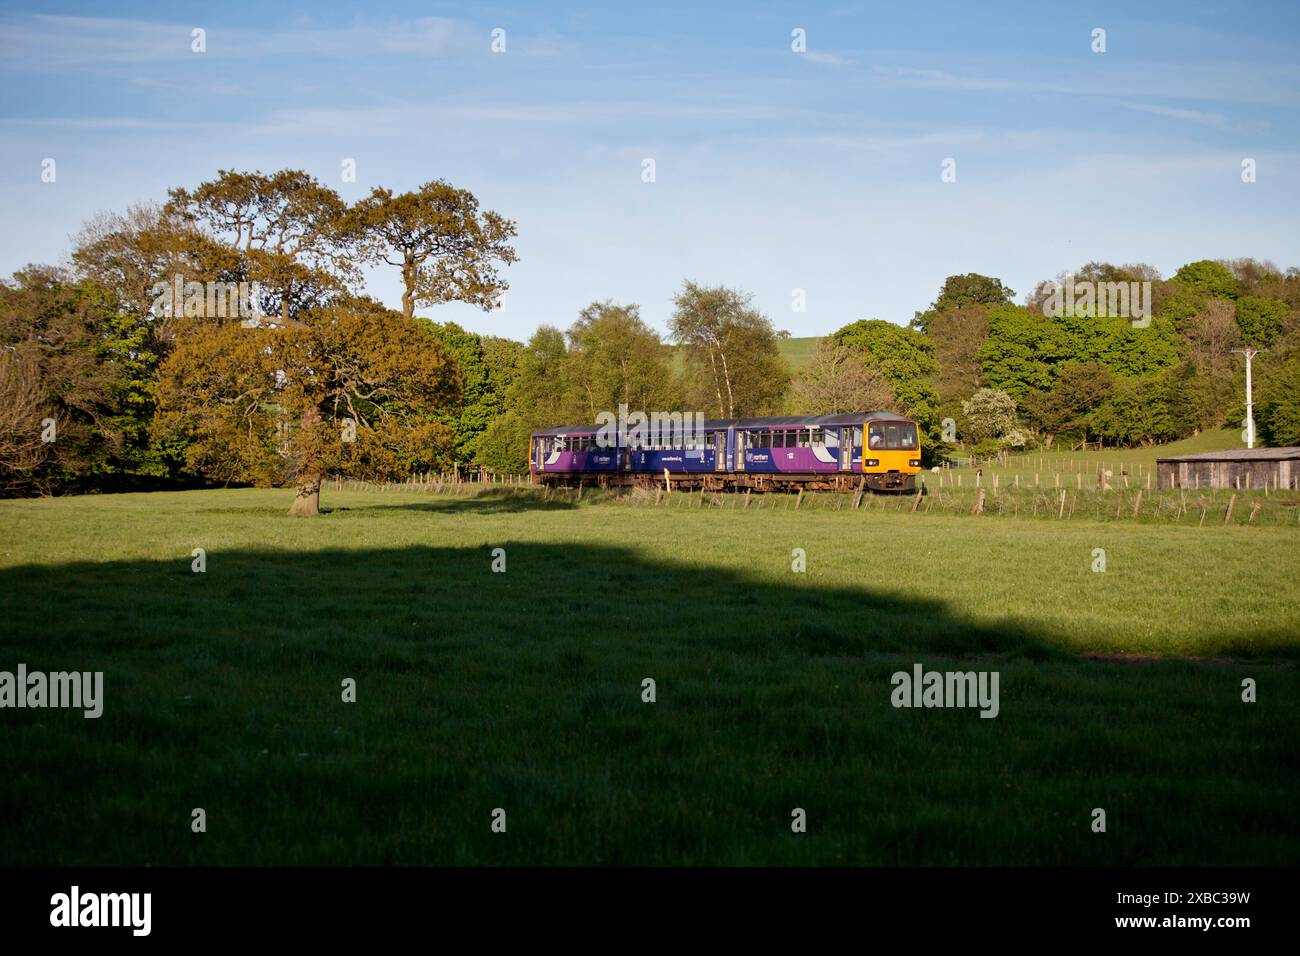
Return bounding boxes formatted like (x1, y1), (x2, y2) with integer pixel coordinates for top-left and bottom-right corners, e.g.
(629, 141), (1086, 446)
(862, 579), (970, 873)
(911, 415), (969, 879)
(1156, 447), (1300, 463)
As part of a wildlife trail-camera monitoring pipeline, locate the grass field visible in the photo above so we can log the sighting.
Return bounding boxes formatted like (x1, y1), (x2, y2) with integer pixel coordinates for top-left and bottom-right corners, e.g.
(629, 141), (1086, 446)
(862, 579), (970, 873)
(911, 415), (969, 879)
(983, 428), (1245, 479)
(777, 335), (821, 374)
(1, 486), (1297, 865)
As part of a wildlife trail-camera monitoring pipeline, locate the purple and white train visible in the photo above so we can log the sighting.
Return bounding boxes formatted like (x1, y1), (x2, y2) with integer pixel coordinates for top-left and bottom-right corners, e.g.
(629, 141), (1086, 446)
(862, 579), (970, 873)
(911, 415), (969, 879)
(530, 412), (922, 492)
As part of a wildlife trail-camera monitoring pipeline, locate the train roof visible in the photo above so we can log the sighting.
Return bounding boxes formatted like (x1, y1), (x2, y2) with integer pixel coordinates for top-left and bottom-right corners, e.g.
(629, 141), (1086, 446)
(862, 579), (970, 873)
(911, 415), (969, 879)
(530, 411), (913, 437)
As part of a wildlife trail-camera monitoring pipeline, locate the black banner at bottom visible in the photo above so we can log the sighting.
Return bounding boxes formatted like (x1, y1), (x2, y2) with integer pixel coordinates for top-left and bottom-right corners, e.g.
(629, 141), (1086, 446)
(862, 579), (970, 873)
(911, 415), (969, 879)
(0, 867), (1286, 942)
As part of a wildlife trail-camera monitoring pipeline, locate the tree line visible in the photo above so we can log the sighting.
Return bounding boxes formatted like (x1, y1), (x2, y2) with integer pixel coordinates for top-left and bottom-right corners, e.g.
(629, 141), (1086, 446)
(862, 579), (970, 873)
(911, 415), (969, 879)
(3, 166), (1299, 510)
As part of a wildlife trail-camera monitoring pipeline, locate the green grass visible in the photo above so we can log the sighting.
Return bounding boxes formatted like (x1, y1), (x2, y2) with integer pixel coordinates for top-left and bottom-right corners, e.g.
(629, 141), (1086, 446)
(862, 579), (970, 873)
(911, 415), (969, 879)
(1, 487), (1296, 865)
(971, 428), (1245, 480)
(777, 335), (821, 375)
(670, 335), (821, 382)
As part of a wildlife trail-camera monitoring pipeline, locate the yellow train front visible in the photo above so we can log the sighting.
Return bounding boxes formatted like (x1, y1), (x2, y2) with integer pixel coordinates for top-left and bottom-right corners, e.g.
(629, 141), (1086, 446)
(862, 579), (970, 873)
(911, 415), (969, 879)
(861, 416), (923, 491)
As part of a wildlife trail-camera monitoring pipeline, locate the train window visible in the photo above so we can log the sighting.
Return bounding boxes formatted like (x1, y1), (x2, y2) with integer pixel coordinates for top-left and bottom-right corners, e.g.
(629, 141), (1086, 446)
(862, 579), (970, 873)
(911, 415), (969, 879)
(868, 422), (918, 450)
(810, 427), (824, 446)
(852, 427), (862, 449)
(796, 428), (810, 448)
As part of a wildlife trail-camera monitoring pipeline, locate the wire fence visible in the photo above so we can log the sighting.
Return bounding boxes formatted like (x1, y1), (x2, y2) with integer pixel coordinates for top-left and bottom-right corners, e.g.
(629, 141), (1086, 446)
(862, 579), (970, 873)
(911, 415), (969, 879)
(328, 474), (1300, 527)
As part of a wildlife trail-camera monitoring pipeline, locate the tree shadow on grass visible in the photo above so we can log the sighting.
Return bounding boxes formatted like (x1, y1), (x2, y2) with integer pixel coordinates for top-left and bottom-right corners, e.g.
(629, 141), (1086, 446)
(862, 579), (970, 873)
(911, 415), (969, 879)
(2, 540), (1063, 668)
(353, 492), (580, 515)
(1, 541), (1297, 866)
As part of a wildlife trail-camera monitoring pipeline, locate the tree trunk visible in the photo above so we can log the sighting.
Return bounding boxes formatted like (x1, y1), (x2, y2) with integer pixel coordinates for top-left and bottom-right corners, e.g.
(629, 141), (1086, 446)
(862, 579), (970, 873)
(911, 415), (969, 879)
(288, 476), (321, 516)
(288, 403), (323, 516)
(402, 259), (417, 318)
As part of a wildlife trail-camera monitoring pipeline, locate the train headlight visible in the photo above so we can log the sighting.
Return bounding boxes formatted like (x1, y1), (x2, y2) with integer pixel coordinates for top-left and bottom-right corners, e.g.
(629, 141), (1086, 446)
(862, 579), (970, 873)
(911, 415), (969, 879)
(865, 458), (879, 467)
(910, 459), (920, 467)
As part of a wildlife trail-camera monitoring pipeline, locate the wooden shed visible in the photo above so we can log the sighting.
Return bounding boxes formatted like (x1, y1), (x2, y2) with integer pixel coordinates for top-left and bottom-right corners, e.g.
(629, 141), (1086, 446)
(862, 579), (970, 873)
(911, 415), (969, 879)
(1156, 447), (1300, 490)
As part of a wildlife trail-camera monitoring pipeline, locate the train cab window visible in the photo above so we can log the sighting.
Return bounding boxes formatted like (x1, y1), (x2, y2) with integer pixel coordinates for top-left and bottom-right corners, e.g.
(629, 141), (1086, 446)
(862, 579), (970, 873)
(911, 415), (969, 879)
(868, 422), (918, 450)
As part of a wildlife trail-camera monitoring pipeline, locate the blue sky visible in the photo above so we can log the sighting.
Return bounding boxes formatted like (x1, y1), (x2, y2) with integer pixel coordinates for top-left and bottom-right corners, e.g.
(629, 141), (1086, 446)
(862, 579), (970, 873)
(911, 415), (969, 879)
(1, 0), (1298, 340)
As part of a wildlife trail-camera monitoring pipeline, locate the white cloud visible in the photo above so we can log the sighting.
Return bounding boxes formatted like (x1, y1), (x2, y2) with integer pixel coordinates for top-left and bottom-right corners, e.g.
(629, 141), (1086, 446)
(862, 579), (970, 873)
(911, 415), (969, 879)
(0, 14), (473, 67)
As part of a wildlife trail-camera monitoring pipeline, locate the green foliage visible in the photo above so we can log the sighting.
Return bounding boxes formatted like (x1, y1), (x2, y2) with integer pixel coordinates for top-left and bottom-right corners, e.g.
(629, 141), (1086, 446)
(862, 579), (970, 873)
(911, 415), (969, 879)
(978, 305), (1068, 396)
(913, 273), (1014, 332)
(1019, 362), (1114, 443)
(670, 282), (788, 418)
(564, 301), (679, 418)
(1256, 353), (1300, 446)
(1091, 376), (1180, 446)
(832, 319), (940, 428)
(981, 304), (1179, 408)
(476, 409), (534, 474)
(1156, 362), (1233, 436)
(1174, 260), (1238, 300)
(1235, 295), (1289, 348)
(1156, 288), (1205, 328)
(424, 321), (503, 465)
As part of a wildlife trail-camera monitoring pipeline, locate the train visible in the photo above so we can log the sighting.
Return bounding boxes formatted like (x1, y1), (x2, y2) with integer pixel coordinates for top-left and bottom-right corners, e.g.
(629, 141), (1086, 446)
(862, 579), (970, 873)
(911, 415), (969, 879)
(530, 411), (922, 492)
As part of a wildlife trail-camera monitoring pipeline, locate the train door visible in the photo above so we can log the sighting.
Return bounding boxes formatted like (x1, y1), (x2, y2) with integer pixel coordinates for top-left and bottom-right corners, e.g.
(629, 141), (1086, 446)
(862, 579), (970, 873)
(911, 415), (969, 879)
(715, 429), (727, 471)
(535, 437), (544, 473)
(839, 427), (851, 471)
(734, 427), (745, 471)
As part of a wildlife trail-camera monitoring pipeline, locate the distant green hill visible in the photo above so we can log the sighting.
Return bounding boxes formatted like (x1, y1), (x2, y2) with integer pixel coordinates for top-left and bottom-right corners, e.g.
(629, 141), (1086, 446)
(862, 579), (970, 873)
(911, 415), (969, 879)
(777, 336), (822, 374)
(670, 335), (824, 377)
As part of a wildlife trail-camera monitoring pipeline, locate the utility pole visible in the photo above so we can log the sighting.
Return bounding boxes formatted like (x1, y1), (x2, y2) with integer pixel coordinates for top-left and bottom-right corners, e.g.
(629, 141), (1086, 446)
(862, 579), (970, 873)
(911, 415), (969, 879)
(1231, 348), (1263, 449)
